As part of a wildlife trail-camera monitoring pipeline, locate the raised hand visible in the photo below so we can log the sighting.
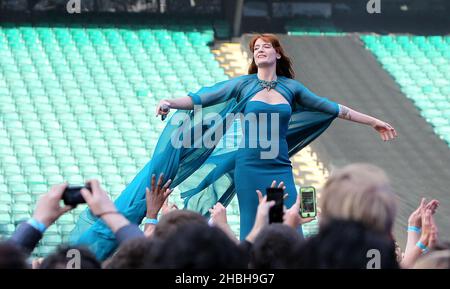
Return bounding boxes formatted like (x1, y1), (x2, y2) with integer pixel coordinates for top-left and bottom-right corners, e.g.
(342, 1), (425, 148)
(208, 202), (228, 227)
(146, 173), (173, 219)
(283, 192), (315, 229)
(80, 180), (116, 216)
(155, 99), (171, 118)
(32, 183), (73, 227)
(408, 198), (440, 228)
(256, 180), (287, 203)
(161, 196), (178, 216)
(80, 180), (131, 233)
(372, 119), (398, 141)
(245, 193), (276, 243)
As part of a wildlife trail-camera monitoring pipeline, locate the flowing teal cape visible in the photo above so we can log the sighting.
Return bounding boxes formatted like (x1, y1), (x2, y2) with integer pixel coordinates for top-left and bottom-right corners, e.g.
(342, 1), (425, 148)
(69, 74), (340, 260)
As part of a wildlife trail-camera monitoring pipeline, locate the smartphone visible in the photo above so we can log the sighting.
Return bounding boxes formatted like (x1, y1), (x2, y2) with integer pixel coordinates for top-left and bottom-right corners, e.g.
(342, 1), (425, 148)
(299, 186), (317, 218)
(266, 187), (284, 223)
(62, 184), (90, 207)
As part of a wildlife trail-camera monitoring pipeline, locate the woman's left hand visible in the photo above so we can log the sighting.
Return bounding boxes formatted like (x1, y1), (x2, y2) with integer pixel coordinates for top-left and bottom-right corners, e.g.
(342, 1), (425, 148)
(372, 119), (398, 141)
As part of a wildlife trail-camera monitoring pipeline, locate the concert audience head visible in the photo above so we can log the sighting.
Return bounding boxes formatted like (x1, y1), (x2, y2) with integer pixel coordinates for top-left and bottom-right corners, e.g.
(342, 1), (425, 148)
(295, 219), (399, 269)
(38, 245), (101, 269)
(152, 223), (246, 269)
(249, 223), (303, 269)
(153, 209), (208, 240)
(319, 163), (397, 236)
(103, 238), (158, 269)
(0, 242), (28, 269)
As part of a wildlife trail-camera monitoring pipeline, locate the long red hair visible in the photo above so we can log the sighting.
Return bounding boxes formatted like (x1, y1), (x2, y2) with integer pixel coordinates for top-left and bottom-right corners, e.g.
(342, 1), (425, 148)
(248, 34), (295, 79)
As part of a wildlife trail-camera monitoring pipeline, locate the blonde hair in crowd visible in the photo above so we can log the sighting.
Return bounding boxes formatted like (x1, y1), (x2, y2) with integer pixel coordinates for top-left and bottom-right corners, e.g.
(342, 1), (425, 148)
(319, 163), (397, 235)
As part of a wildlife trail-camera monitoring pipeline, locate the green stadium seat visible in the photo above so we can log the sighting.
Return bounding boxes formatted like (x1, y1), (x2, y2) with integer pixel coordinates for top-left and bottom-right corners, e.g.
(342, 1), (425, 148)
(0, 214), (12, 224)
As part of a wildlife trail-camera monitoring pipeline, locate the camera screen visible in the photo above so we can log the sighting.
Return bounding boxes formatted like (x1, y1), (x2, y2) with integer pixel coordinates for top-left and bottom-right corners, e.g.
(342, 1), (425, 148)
(301, 191), (315, 213)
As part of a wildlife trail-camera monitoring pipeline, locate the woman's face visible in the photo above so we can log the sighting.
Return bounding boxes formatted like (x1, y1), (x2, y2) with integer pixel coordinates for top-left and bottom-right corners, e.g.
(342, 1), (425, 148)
(253, 38), (280, 68)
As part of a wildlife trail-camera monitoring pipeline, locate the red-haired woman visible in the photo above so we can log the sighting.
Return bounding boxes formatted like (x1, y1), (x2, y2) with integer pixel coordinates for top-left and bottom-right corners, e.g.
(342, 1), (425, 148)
(71, 34), (397, 260)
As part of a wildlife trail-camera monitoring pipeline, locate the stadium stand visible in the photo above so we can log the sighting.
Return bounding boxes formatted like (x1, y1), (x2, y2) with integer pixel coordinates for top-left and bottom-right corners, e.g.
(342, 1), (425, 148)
(361, 35), (450, 146)
(1, 12), (449, 257)
(0, 18), (236, 256)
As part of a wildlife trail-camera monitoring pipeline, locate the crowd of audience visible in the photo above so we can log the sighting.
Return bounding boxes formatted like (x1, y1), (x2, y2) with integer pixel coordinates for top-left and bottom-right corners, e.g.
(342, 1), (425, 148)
(0, 163), (448, 269)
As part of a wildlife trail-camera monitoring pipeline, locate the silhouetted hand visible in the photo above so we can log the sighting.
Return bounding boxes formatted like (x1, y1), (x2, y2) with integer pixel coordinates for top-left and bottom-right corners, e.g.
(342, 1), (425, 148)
(283, 192), (315, 229)
(372, 119), (397, 141)
(146, 173), (173, 219)
(32, 183), (73, 227)
(80, 180), (116, 216)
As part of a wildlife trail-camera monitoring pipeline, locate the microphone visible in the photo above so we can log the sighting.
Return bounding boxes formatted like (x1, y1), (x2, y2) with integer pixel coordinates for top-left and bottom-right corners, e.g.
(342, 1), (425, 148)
(160, 104), (169, 121)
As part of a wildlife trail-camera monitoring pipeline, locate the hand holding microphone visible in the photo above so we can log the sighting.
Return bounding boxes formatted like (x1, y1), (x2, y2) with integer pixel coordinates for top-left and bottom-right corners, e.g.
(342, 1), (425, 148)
(161, 104), (169, 121)
(156, 99), (171, 121)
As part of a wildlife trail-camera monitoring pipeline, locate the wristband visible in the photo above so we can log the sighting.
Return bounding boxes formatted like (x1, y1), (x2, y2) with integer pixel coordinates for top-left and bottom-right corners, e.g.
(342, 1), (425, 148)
(144, 218), (158, 225)
(416, 241), (428, 252)
(27, 218), (47, 233)
(407, 226), (421, 233)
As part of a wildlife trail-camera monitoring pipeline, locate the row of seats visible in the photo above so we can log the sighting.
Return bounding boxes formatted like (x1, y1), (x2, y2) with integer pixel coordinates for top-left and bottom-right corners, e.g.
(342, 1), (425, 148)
(285, 18), (344, 36)
(211, 43), (249, 77)
(361, 35), (450, 146)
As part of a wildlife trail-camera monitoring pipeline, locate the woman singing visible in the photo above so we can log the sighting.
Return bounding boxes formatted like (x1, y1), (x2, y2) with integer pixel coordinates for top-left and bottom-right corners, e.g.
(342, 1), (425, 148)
(71, 34), (397, 260)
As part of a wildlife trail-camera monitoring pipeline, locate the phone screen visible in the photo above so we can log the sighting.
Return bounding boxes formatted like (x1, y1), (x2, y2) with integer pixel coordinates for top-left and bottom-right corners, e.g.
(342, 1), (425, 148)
(300, 187), (316, 218)
(266, 187), (284, 223)
(301, 191), (315, 213)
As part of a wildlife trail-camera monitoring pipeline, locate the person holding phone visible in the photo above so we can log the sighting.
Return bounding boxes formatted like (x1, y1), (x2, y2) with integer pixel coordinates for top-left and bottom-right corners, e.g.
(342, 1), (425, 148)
(70, 34), (397, 260)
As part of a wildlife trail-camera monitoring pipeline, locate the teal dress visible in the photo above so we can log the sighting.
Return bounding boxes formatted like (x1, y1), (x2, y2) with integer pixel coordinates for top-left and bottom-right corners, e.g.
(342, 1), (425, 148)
(235, 100), (297, 239)
(69, 74), (340, 260)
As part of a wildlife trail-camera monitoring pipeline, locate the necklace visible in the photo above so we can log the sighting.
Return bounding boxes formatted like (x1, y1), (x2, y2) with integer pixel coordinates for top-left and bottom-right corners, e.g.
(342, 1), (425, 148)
(257, 78), (278, 91)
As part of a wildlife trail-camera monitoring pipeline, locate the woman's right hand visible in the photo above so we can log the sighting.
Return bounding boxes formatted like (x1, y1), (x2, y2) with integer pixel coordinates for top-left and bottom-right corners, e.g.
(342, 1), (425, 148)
(156, 99), (171, 117)
(408, 198), (440, 228)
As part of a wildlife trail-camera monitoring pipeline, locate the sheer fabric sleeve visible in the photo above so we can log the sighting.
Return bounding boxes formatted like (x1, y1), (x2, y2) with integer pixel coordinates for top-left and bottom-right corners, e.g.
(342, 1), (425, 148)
(187, 77), (243, 107)
(294, 81), (339, 116)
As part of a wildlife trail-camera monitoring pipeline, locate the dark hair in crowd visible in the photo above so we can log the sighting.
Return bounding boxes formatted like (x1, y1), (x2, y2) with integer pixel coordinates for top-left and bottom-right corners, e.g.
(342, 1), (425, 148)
(0, 242), (28, 269)
(39, 245), (101, 269)
(104, 238), (158, 269)
(295, 219), (399, 269)
(153, 210), (208, 240)
(250, 224), (303, 269)
(153, 223), (247, 269)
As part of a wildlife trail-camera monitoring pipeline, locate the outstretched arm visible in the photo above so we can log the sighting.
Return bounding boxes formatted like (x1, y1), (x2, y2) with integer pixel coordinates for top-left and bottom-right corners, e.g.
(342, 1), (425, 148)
(156, 96), (194, 117)
(338, 104), (398, 141)
(155, 77), (244, 118)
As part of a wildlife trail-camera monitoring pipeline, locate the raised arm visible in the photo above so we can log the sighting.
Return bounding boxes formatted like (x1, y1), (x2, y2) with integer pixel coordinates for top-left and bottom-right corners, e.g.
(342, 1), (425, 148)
(9, 183), (73, 255)
(337, 104), (398, 141)
(293, 80), (398, 142)
(80, 180), (145, 244)
(155, 76), (245, 118)
(156, 96), (194, 118)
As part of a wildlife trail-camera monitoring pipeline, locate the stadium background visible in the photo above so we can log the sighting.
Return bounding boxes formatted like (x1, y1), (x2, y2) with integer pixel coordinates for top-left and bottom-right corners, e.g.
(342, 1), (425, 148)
(0, 0), (449, 257)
